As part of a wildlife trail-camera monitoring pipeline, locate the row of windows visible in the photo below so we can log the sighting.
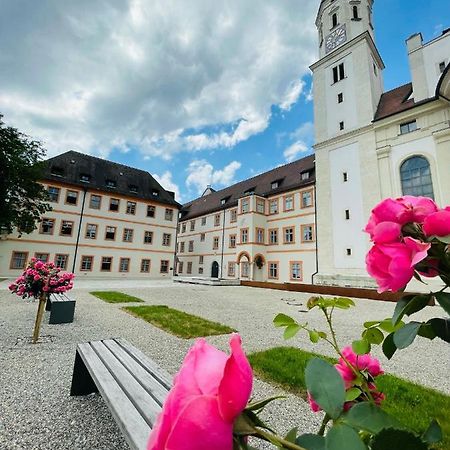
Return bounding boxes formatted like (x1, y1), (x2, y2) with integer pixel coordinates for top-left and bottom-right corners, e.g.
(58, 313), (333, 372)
(179, 190), (314, 234)
(178, 259), (304, 281)
(177, 224), (315, 253)
(9, 251), (170, 274)
(46, 186), (174, 220)
(38, 219), (173, 246)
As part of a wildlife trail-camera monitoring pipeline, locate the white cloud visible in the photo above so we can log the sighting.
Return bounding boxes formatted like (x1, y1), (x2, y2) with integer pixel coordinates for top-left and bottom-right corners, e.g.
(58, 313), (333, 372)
(283, 141), (308, 162)
(153, 171), (182, 202)
(0, 0), (318, 159)
(186, 159), (242, 195)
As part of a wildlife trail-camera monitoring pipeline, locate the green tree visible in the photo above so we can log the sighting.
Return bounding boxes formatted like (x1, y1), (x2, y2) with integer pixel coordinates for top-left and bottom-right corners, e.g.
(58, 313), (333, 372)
(0, 114), (51, 235)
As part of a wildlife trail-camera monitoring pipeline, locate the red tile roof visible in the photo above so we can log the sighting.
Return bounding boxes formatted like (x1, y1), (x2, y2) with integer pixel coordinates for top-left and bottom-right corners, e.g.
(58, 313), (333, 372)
(374, 83), (416, 121)
(180, 155), (315, 221)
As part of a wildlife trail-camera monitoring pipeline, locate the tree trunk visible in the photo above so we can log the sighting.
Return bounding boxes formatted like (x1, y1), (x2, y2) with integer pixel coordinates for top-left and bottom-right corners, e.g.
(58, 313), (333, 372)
(32, 292), (47, 344)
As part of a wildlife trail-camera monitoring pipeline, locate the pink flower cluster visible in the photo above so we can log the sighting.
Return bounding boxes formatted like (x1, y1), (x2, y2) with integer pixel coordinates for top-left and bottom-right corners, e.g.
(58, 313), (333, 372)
(148, 334), (253, 450)
(308, 347), (384, 413)
(365, 196), (450, 292)
(9, 257), (75, 299)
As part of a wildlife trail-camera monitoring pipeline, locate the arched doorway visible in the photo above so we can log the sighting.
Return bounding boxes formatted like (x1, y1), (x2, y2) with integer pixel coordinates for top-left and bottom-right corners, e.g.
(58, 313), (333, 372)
(211, 261), (219, 278)
(236, 251), (251, 279)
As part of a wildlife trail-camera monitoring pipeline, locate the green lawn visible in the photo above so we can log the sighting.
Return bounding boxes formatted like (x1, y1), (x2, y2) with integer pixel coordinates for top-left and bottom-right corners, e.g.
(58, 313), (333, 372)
(248, 347), (450, 449)
(123, 305), (236, 338)
(90, 291), (144, 303)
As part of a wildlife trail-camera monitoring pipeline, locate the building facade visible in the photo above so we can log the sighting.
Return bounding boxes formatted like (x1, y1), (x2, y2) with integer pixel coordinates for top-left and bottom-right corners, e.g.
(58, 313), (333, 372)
(177, 156), (317, 284)
(0, 151), (180, 278)
(311, 0), (450, 287)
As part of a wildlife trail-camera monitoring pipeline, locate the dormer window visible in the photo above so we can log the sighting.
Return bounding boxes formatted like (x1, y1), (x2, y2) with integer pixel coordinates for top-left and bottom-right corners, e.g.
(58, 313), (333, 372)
(301, 171), (310, 181)
(220, 196), (230, 205)
(129, 184), (138, 193)
(80, 174), (90, 183)
(106, 179), (116, 188)
(244, 187), (255, 195)
(152, 189), (159, 197)
(271, 181), (279, 189)
(50, 166), (64, 177)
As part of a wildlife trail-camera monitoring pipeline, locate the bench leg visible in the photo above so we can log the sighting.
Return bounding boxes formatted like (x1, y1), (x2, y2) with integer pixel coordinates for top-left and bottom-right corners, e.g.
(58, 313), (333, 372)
(70, 350), (98, 396)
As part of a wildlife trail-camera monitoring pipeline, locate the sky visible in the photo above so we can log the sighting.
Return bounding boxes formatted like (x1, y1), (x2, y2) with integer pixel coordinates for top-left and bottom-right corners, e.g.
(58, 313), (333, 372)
(1, 0), (449, 203)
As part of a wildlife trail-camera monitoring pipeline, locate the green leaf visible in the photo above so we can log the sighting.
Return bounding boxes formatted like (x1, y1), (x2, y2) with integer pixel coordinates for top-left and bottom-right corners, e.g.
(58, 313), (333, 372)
(393, 322), (421, 349)
(422, 419), (442, 444)
(417, 322), (437, 340)
(296, 434), (326, 450)
(429, 318), (450, 343)
(245, 395), (286, 412)
(392, 295), (431, 325)
(334, 297), (356, 309)
(364, 320), (380, 328)
(342, 402), (403, 434)
(273, 313), (296, 327)
(325, 424), (367, 450)
(382, 332), (397, 360)
(284, 324), (301, 340)
(352, 339), (370, 355)
(309, 330), (320, 343)
(363, 327), (384, 345)
(284, 427), (298, 443)
(371, 428), (427, 450)
(318, 331), (327, 339)
(436, 234), (450, 244)
(345, 387), (362, 402)
(379, 318), (403, 333)
(435, 292), (450, 316)
(305, 358), (345, 419)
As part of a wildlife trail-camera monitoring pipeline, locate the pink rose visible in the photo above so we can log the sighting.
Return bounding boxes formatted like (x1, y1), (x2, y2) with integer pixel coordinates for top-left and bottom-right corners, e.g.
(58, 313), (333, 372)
(148, 334), (253, 450)
(423, 208), (450, 238)
(365, 197), (438, 241)
(340, 347), (383, 378)
(366, 237), (431, 292)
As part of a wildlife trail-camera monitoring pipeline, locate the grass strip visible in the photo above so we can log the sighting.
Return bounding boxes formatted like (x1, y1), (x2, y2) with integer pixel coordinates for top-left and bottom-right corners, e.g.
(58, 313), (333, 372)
(123, 305), (236, 338)
(90, 291), (144, 303)
(248, 346), (450, 450)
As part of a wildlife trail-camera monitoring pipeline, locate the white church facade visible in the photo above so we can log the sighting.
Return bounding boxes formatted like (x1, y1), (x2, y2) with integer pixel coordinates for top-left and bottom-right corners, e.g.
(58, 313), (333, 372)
(311, 0), (450, 287)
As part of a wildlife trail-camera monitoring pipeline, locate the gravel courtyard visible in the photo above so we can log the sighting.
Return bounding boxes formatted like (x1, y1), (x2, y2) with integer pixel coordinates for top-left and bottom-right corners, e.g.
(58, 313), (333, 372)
(1, 278), (449, 450)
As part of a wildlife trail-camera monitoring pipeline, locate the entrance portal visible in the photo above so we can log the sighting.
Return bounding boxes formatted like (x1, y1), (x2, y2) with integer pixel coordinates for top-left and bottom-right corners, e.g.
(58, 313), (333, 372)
(211, 261), (219, 278)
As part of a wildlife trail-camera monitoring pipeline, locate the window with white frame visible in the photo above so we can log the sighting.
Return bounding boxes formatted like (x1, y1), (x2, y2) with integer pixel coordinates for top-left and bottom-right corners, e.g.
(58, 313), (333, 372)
(47, 186), (60, 202)
(101, 257), (112, 271)
(141, 259), (151, 273)
(144, 231), (153, 244)
(284, 195), (294, 211)
(241, 229), (248, 244)
(81, 256), (93, 271)
(119, 258), (130, 272)
(256, 199), (265, 214)
(256, 228), (264, 244)
(90, 195), (101, 209)
(269, 199), (279, 214)
(290, 261), (302, 280)
(105, 226), (116, 240)
(284, 227), (294, 244)
(302, 225), (314, 242)
(230, 209), (237, 222)
(160, 260), (169, 273)
(241, 198), (249, 213)
(269, 229), (278, 244)
(162, 233), (172, 246)
(165, 208), (174, 221)
(188, 241), (194, 252)
(268, 262), (278, 279)
(301, 191), (313, 208)
(85, 224), (97, 239)
(229, 234), (236, 248)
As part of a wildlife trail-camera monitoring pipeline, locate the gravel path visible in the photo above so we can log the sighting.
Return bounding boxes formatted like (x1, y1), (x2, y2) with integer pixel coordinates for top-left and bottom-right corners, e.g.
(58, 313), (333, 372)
(0, 279), (448, 449)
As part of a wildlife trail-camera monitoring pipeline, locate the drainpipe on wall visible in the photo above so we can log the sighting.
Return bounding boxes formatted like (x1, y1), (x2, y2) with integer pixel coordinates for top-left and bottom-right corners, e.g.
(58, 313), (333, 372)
(72, 188), (87, 273)
(219, 207), (226, 279)
(311, 182), (319, 284)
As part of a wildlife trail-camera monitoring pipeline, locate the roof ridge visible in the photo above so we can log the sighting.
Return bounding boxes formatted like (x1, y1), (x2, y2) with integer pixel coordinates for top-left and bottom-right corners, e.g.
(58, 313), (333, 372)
(183, 154), (315, 206)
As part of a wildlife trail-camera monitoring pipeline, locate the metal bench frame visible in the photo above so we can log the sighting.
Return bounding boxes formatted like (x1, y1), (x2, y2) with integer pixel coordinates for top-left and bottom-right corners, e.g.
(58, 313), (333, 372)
(71, 338), (171, 450)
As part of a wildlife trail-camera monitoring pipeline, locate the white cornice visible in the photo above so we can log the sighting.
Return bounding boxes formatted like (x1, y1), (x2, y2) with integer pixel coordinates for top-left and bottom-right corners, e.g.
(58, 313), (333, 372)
(313, 124), (374, 150)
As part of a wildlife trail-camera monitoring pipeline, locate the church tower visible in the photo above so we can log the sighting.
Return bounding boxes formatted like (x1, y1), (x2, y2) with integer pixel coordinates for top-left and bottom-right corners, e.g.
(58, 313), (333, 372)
(311, 0), (385, 287)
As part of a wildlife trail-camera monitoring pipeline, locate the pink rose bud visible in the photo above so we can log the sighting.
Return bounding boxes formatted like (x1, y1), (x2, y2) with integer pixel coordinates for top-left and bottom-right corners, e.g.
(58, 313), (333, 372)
(147, 334), (252, 450)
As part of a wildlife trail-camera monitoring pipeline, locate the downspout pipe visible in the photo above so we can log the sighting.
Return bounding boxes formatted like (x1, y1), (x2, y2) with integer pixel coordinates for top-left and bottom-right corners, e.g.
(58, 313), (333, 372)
(173, 210), (181, 277)
(72, 188), (87, 273)
(311, 181), (319, 284)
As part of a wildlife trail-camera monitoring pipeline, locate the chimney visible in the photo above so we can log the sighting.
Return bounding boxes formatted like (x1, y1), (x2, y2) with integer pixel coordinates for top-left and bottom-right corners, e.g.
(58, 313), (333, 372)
(406, 33), (428, 101)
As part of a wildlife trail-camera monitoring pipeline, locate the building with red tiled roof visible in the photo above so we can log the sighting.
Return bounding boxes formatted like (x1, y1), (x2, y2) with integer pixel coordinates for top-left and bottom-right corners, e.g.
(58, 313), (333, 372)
(311, 0), (450, 288)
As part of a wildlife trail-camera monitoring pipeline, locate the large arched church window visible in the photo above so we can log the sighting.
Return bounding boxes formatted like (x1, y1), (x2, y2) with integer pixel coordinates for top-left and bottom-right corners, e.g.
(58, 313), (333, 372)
(400, 155), (434, 199)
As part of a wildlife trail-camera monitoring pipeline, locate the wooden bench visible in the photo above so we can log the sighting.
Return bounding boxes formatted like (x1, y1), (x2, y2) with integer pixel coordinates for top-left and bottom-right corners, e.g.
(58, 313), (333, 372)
(46, 293), (76, 324)
(70, 338), (172, 450)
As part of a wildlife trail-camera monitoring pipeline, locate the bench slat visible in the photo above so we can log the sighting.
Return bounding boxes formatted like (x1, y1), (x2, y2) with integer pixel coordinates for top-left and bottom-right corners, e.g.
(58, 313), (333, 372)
(103, 340), (169, 407)
(90, 341), (163, 428)
(115, 338), (173, 389)
(76, 342), (151, 450)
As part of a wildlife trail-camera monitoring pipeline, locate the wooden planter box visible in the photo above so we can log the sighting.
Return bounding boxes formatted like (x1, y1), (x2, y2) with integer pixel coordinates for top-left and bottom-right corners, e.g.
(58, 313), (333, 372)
(47, 293), (76, 324)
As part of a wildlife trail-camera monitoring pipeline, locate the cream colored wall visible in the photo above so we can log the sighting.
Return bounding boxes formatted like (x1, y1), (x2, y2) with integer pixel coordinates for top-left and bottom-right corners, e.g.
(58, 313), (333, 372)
(177, 185), (317, 284)
(0, 181), (178, 278)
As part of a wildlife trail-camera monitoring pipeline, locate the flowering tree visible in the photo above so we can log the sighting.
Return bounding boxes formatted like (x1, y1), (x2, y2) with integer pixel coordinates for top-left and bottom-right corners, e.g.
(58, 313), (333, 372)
(9, 258), (74, 343)
(147, 195), (449, 450)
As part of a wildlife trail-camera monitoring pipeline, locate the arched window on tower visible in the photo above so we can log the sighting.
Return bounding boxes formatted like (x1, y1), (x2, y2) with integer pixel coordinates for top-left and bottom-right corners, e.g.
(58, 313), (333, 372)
(332, 13), (338, 28)
(352, 6), (359, 19)
(400, 156), (434, 199)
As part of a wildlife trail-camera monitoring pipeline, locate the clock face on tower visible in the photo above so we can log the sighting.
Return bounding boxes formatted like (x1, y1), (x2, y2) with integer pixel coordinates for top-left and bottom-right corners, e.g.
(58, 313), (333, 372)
(325, 24), (347, 53)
